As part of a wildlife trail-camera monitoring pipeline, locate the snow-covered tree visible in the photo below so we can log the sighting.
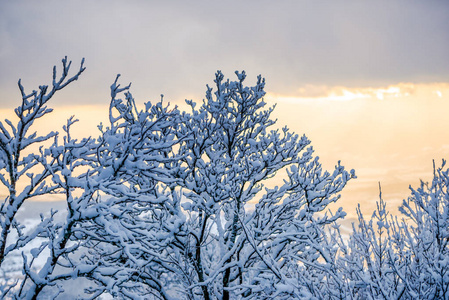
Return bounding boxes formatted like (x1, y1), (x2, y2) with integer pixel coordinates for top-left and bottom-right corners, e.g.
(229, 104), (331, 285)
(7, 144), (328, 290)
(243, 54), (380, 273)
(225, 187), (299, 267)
(0, 57), (86, 297)
(0, 60), (184, 299)
(339, 185), (404, 299)
(393, 160), (449, 299)
(0, 57), (85, 264)
(156, 71), (356, 299)
(74, 71), (355, 299)
(1, 59), (358, 299)
(339, 161), (449, 299)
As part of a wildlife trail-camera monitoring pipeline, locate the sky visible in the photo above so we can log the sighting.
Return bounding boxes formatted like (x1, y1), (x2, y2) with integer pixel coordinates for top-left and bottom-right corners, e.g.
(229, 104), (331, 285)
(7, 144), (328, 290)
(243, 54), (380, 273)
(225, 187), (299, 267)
(1, 0), (448, 218)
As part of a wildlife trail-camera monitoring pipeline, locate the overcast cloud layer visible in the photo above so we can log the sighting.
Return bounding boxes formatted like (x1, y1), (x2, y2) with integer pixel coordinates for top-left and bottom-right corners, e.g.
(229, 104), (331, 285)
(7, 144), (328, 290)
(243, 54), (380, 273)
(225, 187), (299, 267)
(1, 0), (448, 106)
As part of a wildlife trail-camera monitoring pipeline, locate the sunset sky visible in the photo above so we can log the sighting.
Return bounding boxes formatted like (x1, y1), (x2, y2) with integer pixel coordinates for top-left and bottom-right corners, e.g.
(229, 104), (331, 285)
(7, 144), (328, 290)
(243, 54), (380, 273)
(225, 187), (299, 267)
(1, 1), (448, 218)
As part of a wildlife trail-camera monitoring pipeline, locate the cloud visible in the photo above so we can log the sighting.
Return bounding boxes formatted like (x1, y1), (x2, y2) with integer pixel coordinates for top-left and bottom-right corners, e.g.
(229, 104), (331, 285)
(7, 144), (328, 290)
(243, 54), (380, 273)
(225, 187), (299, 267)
(0, 1), (448, 108)
(268, 82), (449, 102)
(264, 83), (449, 216)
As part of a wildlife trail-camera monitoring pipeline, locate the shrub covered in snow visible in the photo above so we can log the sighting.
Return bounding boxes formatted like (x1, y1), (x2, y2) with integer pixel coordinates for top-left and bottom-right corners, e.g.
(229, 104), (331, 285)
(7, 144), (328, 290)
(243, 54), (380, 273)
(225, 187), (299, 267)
(1, 57), (447, 299)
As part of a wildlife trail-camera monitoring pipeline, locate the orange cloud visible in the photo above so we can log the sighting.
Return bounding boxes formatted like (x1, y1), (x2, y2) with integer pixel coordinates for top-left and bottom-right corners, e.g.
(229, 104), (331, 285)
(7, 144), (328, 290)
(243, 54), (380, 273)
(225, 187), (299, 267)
(266, 82), (449, 217)
(267, 82), (449, 102)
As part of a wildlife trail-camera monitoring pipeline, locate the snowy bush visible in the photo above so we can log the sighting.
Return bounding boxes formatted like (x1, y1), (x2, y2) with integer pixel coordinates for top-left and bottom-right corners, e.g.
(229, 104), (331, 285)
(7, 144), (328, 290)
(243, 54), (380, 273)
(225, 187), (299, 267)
(339, 161), (449, 299)
(3, 57), (446, 300)
(0, 58), (355, 299)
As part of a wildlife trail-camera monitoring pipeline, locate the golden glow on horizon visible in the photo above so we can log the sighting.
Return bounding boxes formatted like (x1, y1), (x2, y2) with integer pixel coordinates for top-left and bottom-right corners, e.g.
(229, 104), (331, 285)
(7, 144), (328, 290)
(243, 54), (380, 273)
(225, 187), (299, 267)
(1, 82), (448, 218)
(267, 82), (449, 103)
(265, 82), (449, 217)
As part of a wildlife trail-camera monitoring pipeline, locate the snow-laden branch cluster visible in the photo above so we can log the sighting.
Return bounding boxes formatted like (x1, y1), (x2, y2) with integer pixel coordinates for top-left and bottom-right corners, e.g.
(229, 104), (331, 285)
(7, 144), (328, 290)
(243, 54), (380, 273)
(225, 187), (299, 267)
(0, 56), (85, 267)
(1, 58), (447, 299)
(338, 161), (449, 299)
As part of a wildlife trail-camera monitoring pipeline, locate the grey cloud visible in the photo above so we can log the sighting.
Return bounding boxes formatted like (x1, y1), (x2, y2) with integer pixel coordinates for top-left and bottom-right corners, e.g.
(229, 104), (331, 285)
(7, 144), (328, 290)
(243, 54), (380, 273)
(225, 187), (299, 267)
(0, 0), (448, 107)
